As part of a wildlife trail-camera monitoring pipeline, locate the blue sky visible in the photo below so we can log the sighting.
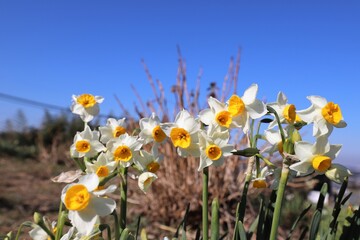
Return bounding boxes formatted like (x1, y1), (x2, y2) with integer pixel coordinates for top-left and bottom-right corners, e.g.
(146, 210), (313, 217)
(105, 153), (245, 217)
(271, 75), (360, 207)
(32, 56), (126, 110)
(0, 1), (359, 167)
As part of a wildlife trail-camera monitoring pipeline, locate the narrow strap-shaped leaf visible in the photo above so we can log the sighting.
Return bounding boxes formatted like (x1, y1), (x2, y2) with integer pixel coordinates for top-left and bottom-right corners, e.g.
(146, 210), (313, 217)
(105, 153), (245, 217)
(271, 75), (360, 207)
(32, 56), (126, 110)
(210, 198), (219, 240)
(135, 216), (141, 240)
(256, 197), (265, 239)
(286, 204), (312, 240)
(340, 192), (352, 205)
(120, 228), (130, 240)
(309, 210), (322, 240)
(330, 177), (349, 233)
(237, 221), (247, 240)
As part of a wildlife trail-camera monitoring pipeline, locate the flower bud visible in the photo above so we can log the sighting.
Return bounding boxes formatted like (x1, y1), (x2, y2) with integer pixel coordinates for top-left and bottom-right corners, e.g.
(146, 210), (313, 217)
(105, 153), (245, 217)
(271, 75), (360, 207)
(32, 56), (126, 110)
(283, 139), (295, 155)
(33, 212), (43, 225)
(291, 129), (302, 143)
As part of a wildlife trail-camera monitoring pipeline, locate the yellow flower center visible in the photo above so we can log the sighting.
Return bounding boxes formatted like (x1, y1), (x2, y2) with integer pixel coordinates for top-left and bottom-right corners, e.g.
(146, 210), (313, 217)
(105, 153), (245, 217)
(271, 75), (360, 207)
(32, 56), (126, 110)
(253, 179), (267, 188)
(283, 104), (296, 124)
(147, 161), (160, 173)
(96, 166), (109, 177)
(64, 184), (90, 211)
(113, 126), (126, 138)
(113, 146), (132, 162)
(215, 111), (232, 128)
(206, 144), (222, 160)
(152, 125), (166, 142)
(312, 155), (332, 172)
(75, 140), (91, 153)
(170, 127), (191, 148)
(321, 102), (343, 125)
(228, 95), (245, 117)
(76, 94), (96, 108)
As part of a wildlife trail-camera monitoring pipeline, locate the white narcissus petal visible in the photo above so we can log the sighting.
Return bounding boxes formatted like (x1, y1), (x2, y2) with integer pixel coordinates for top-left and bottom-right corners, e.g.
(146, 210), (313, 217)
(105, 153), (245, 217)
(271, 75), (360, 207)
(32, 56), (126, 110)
(138, 172), (158, 193)
(326, 144), (342, 159)
(289, 161), (312, 174)
(93, 184), (117, 196)
(294, 142), (314, 162)
(246, 99), (267, 119)
(78, 174), (99, 192)
(308, 95), (327, 108)
(277, 91), (287, 106)
(313, 135), (330, 155)
(325, 164), (352, 184)
(91, 197), (116, 216)
(222, 145), (235, 156)
(242, 84), (258, 105)
(69, 210), (98, 236)
(264, 129), (282, 145)
(198, 109), (213, 126)
(208, 97), (226, 112)
(297, 105), (317, 124)
(198, 152), (213, 171)
(95, 96), (104, 103)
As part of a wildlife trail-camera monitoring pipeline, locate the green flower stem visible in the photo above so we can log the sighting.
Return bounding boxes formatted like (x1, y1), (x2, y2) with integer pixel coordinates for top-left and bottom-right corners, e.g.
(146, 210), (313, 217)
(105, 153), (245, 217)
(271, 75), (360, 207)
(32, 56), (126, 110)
(120, 167), (128, 232)
(269, 164), (290, 240)
(111, 210), (120, 240)
(202, 167), (209, 240)
(238, 156), (256, 221)
(55, 201), (65, 240)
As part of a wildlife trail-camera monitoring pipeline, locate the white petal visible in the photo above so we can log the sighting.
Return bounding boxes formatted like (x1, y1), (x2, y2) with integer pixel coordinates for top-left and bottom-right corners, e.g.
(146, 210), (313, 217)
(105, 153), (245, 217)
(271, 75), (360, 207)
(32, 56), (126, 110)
(326, 144), (342, 160)
(294, 141), (314, 161)
(69, 210), (98, 236)
(78, 174), (99, 192)
(314, 135), (330, 155)
(198, 152), (213, 171)
(308, 96), (327, 108)
(264, 129), (282, 145)
(198, 109), (213, 126)
(289, 161), (312, 174)
(297, 105), (317, 123)
(325, 164), (352, 184)
(91, 197), (116, 216)
(208, 97), (226, 112)
(277, 91), (288, 106)
(246, 99), (267, 119)
(93, 184), (117, 196)
(242, 84), (258, 105)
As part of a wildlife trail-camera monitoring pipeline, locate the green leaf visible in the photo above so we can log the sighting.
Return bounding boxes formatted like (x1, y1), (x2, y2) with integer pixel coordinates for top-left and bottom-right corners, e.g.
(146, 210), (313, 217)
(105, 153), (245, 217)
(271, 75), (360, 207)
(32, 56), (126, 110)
(238, 221), (247, 240)
(309, 210), (322, 240)
(210, 198), (219, 240)
(120, 228), (130, 240)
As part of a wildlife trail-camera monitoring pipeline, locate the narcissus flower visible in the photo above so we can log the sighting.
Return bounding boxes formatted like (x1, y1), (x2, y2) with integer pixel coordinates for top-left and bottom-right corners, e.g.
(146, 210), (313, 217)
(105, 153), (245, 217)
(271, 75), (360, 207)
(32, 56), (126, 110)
(85, 152), (117, 179)
(70, 125), (106, 158)
(162, 110), (200, 157)
(106, 133), (142, 167)
(297, 96), (347, 137)
(139, 112), (167, 144)
(263, 129), (285, 156)
(267, 92), (302, 129)
(289, 136), (351, 183)
(61, 174), (116, 236)
(198, 127), (234, 171)
(99, 118), (127, 144)
(138, 172), (158, 193)
(134, 147), (163, 173)
(199, 84), (267, 133)
(71, 94), (104, 122)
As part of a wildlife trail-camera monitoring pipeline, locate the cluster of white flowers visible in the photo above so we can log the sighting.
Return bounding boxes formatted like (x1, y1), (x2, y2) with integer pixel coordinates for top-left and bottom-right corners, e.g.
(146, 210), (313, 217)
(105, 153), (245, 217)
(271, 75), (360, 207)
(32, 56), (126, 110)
(29, 88), (351, 239)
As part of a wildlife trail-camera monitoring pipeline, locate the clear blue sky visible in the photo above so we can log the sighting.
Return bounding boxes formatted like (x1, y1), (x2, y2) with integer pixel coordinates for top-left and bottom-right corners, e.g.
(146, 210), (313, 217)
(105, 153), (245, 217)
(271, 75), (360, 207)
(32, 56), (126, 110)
(1, 1), (359, 167)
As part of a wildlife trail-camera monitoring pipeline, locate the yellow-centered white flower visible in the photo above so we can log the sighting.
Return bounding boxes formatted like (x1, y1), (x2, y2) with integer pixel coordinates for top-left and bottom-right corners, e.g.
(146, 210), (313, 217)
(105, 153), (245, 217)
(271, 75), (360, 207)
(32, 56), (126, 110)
(198, 127), (234, 171)
(199, 84), (266, 133)
(99, 118), (127, 144)
(106, 133), (142, 168)
(71, 94), (104, 123)
(61, 174), (116, 236)
(134, 147), (163, 174)
(139, 112), (167, 144)
(161, 110), (200, 157)
(70, 125), (106, 158)
(289, 135), (350, 183)
(138, 172), (158, 194)
(267, 91), (302, 129)
(297, 96), (347, 137)
(263, 129), (285, 156)
(85, 152), (117, 179)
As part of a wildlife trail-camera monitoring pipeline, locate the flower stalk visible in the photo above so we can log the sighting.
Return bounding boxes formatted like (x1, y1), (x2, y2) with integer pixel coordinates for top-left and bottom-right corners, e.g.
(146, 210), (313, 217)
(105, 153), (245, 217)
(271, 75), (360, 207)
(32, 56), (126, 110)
(202, 167), (209, 240)
(120, 166), (128, 232)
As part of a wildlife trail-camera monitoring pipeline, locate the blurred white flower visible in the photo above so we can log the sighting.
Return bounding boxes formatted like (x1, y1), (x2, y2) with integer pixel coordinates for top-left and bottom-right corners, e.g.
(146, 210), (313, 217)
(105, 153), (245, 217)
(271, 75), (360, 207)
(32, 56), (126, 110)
(71, 94), (104, 122)
(99, 118), (127, 143)
(70, 125), (106, 158)
(139, 112), (167, 144)
(85, 152), (117, 179)
(138, 172), (158, 193)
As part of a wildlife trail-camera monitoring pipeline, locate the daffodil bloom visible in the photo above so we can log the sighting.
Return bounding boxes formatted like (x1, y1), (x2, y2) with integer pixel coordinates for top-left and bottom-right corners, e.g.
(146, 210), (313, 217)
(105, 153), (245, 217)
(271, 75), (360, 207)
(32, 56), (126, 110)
(99, 118), (127, 144)
(106, 133), (142, 167)
(263, 129), (285, 156)
(162, 110), (200, 157)
(227, 84), (267, 133)
(70, 125), (106, 158)
(297, 96), (347, 137)
(134, 147), (163, 173)
(138, 172), (158, 193)
(199, 84), (267, 133)
(198, 127), (234, 171)
(61, 174), (116, 236)
(289, 136), (351, 183)
(71, 94), (104, 123)
(139, 112), (167, 144)
(85, 152), (117, 179)
(267, 92), (302, 129)
(251, 166), (274, 189)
